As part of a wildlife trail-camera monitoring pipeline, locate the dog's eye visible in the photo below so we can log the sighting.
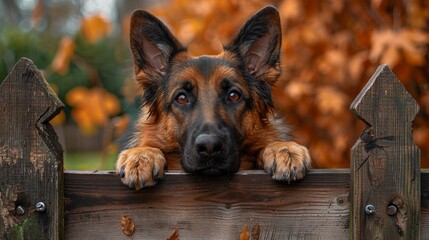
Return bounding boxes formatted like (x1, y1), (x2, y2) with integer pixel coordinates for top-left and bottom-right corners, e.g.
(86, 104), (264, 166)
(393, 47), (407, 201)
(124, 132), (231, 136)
(175, 93), (189, 104)
(228, 90), (241, 102)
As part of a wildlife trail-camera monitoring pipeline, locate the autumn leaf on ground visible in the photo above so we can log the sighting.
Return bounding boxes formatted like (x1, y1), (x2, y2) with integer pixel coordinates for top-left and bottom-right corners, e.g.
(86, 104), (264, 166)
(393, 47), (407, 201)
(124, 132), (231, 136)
(167, 227), (179, 240)
(80, 14), (112, 43)
(50, 36), (75, 75)
(240, 224), (250, 240)
(120, 215), (135, 236)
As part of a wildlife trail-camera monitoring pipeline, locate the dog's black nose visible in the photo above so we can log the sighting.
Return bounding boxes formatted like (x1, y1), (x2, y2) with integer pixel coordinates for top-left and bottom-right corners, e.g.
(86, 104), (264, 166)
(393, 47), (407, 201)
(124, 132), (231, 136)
(195, 134), (223, 157)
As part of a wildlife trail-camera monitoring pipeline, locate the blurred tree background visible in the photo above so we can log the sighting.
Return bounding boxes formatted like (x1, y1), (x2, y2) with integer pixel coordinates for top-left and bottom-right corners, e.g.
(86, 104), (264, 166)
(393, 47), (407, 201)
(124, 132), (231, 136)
(1, 0), (428, 169)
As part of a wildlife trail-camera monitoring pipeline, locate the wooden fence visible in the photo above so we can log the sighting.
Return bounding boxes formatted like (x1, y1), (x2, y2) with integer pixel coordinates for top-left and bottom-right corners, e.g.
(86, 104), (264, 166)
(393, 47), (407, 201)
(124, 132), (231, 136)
(0, 58), (428, 239)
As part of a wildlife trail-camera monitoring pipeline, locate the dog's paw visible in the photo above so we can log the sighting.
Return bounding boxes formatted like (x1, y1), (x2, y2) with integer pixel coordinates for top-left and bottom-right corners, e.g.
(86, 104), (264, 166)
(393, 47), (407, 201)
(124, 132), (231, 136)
(260, 141), (311, 182)
(116, 147), (166, 190)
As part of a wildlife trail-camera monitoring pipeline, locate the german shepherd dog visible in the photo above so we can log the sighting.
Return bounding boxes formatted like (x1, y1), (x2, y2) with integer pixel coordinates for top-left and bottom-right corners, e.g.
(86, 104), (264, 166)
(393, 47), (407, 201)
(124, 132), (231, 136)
(116, 6), (311, 190)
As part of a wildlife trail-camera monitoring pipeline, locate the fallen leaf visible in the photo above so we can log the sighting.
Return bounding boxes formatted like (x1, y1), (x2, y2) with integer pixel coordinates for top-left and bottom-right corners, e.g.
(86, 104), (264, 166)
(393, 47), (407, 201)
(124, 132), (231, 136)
(120, 215), (135, 236)
(167, 227), (179, 240)
(251, 223), (260, 240)
(240, 224), (250, 240)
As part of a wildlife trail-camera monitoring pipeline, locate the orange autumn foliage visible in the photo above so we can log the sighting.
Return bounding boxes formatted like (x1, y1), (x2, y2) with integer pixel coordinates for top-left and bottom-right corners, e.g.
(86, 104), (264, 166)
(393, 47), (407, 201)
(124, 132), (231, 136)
(66, 86), (120, 135)
(147, 0), (429, 168)
(50, 36), (75, 75)
(80, 14), (112, 43)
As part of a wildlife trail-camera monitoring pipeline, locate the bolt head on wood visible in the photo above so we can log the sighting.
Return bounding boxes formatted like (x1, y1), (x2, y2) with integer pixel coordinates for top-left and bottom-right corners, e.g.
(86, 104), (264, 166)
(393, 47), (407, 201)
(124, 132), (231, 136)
(36, 202), (46, 212)
(365, 204), (375, 215)
(15, 206), (25, 215)
(387, 205), (398, 216)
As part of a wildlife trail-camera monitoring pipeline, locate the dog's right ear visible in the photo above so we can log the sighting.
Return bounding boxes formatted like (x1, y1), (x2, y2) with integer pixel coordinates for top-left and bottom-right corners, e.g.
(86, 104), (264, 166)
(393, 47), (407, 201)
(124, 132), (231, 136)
(130, 10), (184, 79)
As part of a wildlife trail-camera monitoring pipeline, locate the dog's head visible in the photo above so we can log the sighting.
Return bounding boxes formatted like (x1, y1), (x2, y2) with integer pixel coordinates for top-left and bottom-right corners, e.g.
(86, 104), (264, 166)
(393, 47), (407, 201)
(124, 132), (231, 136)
(130, 6), (282, 175)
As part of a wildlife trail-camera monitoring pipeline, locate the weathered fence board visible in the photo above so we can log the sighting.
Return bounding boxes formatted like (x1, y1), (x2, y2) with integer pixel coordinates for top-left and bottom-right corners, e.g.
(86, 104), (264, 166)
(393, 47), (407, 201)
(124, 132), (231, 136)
(350, 64), (420, 239)
(0, 59), (427, 239)
(64, 170), (350, 239)
(64, 170), (429, 239)
(0, 58), (64, 239)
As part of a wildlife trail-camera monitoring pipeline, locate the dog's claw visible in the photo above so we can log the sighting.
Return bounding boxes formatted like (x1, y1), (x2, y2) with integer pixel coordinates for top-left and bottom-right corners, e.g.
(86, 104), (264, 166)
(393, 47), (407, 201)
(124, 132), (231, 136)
(119, 167), (125, 178)
(152, 173), (159, 181)
(268, 162), (276, 175)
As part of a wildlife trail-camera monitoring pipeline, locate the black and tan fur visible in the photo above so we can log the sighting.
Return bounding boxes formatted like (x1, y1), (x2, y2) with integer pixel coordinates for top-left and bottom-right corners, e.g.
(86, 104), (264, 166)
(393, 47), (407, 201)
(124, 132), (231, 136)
(116, 6), (311, 190)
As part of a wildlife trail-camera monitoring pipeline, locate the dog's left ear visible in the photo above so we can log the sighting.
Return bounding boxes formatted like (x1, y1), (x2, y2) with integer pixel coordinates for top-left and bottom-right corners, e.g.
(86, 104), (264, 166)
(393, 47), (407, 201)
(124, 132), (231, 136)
(226, 6), (281, 84)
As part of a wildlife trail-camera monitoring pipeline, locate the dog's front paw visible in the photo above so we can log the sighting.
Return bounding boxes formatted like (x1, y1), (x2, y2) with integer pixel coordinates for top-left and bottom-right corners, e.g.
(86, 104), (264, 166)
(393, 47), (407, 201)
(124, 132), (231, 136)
(116, 147), (166, 190)
(259, 141), (311, 182)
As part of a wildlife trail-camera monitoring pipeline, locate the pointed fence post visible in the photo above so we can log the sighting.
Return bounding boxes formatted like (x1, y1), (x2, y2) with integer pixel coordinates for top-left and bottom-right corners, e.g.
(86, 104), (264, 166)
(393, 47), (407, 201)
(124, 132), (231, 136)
(0, 58), (64, 239)
(350, 64), (420, 239)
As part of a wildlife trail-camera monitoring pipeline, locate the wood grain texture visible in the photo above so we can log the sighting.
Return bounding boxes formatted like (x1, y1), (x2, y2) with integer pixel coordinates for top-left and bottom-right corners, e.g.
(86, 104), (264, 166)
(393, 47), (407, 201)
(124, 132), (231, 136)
(350, 64), (420, 239)
(0, 58), (64, 239)
(64, 170), (429, 239)
(64, 170), (351, 239)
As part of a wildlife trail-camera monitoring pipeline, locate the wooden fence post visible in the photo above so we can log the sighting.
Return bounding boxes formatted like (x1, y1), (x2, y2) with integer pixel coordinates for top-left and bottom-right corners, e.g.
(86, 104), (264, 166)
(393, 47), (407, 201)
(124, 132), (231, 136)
(350, 64), (420, 239)
(0, 58), (64, 239)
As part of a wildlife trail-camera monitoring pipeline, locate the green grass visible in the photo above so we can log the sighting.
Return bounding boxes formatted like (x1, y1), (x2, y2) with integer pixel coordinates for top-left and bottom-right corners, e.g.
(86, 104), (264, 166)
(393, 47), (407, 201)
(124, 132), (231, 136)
(64, 151), (117, 170)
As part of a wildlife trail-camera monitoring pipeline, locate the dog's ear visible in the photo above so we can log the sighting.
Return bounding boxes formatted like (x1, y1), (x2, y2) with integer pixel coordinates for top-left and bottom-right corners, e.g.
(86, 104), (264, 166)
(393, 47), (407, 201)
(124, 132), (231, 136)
(130, 10), (184, 78)
(226, 6), (281, 84)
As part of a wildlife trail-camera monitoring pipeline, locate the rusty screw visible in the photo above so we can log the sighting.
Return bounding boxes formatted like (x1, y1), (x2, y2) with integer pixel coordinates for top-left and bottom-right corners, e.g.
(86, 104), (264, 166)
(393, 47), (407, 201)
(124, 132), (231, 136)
(365, 204), (375, 215)
(15, 206), (25, 215)
(35, 202), (46, 212)
(387, 204), (398, 216)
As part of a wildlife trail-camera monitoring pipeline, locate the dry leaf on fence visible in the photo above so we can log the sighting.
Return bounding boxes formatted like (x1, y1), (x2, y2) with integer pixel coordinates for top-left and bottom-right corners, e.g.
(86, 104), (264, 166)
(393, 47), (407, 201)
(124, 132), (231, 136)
(167, 227), (179, 240)
(251, 223), (260, 240)
(120, 215), (135, 236)
(240, 224), (250, 240)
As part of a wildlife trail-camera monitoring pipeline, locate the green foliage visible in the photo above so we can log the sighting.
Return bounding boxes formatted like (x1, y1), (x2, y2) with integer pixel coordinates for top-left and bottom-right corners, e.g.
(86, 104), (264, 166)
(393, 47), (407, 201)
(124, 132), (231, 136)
(0, 27), (56, 81)
(0, 25), (132, 122)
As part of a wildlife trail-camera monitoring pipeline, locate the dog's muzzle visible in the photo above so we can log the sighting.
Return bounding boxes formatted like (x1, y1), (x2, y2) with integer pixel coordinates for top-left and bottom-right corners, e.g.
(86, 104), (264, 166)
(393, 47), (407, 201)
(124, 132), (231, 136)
(181, 123), (240, 175)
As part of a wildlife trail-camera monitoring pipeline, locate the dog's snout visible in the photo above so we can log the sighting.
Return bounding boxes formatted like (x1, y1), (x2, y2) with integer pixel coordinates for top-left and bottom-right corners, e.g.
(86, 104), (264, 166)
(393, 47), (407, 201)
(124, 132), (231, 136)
(195, 134), (223, 157)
